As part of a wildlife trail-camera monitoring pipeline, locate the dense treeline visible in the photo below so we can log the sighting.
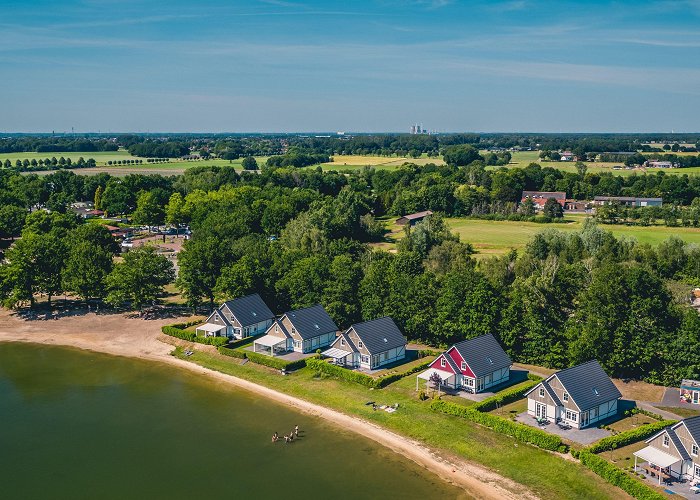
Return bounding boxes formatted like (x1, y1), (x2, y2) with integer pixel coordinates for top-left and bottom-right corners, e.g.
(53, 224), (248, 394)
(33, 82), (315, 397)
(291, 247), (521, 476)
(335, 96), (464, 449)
(0, 162), (698, 385)
(0, 137), (118, 153)
(127, 141), (190, 158)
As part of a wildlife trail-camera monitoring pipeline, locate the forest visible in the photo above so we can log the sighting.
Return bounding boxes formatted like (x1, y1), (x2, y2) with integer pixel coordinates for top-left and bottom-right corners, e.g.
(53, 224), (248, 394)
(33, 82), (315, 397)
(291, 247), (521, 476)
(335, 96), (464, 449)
(0, 160), (698, 386)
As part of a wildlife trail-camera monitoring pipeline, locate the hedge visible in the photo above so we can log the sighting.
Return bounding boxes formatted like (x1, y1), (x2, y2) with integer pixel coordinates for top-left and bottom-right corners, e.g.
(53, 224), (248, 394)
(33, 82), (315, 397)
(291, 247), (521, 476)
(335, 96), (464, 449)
(216, 346), (308, 370)
(306, 357), (376, 387)
(586, 420), (676, 454)
(471, 379), (541, 413)
(374, 361), (432, 388)
(429, 399), (565, 452)
(578, 451), (665, 500)
(161, 325), (228, 347)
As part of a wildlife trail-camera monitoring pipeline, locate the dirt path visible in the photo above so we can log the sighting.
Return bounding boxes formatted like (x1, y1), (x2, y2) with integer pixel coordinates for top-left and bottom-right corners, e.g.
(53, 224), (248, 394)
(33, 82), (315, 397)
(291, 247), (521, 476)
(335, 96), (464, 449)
(0, 309), (536, 500)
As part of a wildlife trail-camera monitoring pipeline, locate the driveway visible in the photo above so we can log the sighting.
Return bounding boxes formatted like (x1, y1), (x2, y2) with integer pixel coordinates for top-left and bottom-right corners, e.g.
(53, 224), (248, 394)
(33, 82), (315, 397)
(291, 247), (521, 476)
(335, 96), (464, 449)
(515, 412), (611, 445)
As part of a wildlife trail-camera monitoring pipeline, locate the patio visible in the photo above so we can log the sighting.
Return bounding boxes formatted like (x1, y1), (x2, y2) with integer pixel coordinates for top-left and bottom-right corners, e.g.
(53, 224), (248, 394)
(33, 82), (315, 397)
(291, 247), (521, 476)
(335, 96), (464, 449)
(515, 412), (611, 445)
(635, 468), (698, 499)
(435, 369), (530, 402)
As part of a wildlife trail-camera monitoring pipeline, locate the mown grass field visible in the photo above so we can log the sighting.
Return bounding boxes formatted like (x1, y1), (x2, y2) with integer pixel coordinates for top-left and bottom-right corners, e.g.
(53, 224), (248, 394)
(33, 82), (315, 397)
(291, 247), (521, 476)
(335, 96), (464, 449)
(378, 216), (700, 257)
(504, 150), (700, 176)
(172, 347), (621, 500)
(315, 154), (445, 171)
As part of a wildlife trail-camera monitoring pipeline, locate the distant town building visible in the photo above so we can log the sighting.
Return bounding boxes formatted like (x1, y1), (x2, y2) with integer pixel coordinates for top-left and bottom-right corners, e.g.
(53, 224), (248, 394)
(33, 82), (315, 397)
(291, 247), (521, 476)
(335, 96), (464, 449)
(410, 124), (429, 135)
(593, 196), (663, 207)
(559, 151), (575, 161)
(646, 160), (674, 169)
(395, 210), (434, 226)
(521, 191), (566, 209)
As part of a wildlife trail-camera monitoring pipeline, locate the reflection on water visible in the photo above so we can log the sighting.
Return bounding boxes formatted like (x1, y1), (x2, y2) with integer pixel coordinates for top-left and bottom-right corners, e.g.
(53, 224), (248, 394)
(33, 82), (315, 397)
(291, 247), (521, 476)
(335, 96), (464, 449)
(0, 343), (469, 500)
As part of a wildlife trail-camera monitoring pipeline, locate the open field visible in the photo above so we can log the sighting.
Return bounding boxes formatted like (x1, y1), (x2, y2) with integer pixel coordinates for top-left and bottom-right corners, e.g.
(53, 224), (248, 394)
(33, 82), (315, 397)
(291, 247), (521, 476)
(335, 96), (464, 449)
(378, 216), (700, 257)
(502, 150), (700, 176)
(315, 154), (445, 171)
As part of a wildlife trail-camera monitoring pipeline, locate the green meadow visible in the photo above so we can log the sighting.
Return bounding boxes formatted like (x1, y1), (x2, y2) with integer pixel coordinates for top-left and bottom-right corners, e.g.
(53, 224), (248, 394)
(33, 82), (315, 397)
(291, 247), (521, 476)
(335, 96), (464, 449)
(379, 215), (700, 257)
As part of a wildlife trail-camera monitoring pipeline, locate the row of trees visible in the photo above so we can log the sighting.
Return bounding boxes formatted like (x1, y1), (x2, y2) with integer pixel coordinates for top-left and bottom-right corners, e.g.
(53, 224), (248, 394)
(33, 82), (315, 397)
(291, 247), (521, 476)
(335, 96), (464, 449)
(0, 212), (174, 310)
(3, 157), (97, 171)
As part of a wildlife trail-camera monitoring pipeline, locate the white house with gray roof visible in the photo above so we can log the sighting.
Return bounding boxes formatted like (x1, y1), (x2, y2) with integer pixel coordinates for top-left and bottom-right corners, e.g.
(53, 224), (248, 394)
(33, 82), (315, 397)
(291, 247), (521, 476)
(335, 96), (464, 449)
(633, 416), (700, 484)
(322, 317), (407, 370)
(524, 360), (621, 429)
(196, 293), (275, 340)
(253, 304), (338, 356)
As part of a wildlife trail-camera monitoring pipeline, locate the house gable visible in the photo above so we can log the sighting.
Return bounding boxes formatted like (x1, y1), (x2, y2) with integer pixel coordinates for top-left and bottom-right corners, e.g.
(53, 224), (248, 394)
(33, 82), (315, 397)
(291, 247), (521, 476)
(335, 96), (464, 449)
(429, 354), (456, 374)
(206, 309), (230, 328)
(646, 428), (686, 461)
(446, 346), (475, 378)
(549, 374), (581, 412)
(218, 304), (241, 328)
(345, 327), (370, 355)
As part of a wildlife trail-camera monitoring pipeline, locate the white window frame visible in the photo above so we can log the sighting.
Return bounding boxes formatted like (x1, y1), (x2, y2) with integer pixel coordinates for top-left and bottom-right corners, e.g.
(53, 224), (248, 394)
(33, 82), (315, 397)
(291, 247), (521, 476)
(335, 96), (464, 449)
(539, 388), (545, 398)
(460, 361), (466, 371)
(692, 444), (698, 457)
(663, 435), (670, 448)
(358, 341), (363, 349)
(361, 355), (369, 364)
(440, 358), (446, 368)
(341, 339), (345, 346)
(563, 392), (569, 402)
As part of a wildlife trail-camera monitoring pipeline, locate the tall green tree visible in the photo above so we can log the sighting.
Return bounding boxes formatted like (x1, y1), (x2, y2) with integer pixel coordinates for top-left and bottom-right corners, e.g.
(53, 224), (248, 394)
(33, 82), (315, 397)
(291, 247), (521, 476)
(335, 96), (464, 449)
(106, 247), (175, 309)
(62, 240), (113, 304)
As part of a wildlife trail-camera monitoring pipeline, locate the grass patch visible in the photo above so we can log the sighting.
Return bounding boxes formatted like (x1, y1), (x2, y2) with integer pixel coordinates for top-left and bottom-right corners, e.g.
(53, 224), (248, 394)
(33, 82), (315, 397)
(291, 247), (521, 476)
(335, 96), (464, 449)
(171, 348), (623, 500)
(655, 406), (700, 418)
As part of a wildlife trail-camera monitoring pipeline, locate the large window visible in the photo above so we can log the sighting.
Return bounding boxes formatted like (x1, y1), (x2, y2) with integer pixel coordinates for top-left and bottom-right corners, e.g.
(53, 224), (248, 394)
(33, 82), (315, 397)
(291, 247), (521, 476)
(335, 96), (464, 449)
(565, 410), (577, 422)
(361, 355), (369, 364)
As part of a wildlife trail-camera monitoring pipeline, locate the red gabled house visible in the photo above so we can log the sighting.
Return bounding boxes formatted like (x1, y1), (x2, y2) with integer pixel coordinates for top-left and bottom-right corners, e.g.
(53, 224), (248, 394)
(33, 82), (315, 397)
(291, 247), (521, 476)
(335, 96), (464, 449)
(418, 334), (512, 393)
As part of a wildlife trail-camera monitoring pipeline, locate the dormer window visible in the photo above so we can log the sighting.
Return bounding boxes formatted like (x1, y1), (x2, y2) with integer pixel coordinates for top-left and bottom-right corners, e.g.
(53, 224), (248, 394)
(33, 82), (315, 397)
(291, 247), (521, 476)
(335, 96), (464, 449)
(663, 435), (670, 448)
(461, 361), (466, 371)
(539, 388), (545, 398)
(563, 392), (569, 402)
(440, 358), (446, 368)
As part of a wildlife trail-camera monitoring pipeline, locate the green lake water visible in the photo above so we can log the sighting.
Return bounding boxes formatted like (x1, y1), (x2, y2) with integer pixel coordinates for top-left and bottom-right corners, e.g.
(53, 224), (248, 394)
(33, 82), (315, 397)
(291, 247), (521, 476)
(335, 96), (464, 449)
(0, 343), (468, 499)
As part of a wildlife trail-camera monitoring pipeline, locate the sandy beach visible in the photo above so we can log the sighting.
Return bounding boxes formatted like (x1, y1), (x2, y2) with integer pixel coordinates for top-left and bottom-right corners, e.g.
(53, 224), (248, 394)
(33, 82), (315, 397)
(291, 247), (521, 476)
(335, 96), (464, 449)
(0, 309), (535, 500)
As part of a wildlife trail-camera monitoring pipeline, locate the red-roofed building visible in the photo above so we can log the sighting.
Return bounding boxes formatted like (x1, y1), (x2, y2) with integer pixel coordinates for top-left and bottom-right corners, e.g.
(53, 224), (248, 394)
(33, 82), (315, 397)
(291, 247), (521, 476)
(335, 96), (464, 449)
(521, 191), (566, 209)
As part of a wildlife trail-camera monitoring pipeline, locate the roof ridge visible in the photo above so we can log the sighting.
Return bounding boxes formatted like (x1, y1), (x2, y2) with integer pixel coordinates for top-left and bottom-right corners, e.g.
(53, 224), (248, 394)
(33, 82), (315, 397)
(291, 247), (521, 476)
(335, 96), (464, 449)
(285, 303), (323, 315)
(554, 359), (601, 376)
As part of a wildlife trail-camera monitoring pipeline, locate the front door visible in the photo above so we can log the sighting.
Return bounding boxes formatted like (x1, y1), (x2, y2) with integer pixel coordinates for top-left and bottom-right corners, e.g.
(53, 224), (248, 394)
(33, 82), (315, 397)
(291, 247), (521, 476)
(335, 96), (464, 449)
(694, 391), (699, 404)
(477, 378), (484, 392)
(536, 403), (547, 419)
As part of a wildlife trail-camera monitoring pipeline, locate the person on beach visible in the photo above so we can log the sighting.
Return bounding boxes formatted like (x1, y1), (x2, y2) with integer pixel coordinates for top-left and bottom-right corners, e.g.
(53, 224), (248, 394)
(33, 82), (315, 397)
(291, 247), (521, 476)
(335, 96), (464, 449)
(284, 435), (289, 443)
(289, 434), (294, 442)
(272, 432), (278, 443)
(294, 425), (299, 436)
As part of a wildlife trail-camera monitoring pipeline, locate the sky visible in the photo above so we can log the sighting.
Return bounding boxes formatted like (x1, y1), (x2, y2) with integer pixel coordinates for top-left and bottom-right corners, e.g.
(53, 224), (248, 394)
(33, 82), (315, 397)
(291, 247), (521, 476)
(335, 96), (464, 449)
(1, 0), (700, 133)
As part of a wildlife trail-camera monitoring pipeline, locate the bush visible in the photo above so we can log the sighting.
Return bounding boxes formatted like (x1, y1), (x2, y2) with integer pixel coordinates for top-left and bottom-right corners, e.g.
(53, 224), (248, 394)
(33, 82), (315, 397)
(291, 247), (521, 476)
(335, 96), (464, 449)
(161, 323), (228, 347)
(586, 420), (676, 454)
(374, 361), (431, 388)
(429, 400), (565, 452)
(306, 357), (376, 387)
(245, 351), (307, 371)
(578, 451), (665, 500)
(471, 379), (540, 413)
(217, 346), (246, 359)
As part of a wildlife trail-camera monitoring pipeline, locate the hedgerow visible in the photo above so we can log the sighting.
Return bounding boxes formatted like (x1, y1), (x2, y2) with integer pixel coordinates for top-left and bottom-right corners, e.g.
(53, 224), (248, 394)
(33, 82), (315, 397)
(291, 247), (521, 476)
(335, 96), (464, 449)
(161, 324), (228, 347)
(586, 420), (676, 454)
(306, 358), (376, 387)
(429, 399), (566, 452)
(471, 379), (540, 412)
(578, 451), (665, 500)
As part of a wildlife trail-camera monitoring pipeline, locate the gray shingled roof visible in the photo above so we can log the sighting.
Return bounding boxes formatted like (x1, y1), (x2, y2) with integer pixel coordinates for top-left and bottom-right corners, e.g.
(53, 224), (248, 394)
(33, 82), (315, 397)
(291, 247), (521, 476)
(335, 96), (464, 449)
(681, 417), (700, 452)
(452, 334), (512, 377)
(284, 304), (338, 340)
(349, 317), (406, 354)
(222, 293), (274, 328)
(553, 360), (621, 411)
(669, 427), (692, 461)
(399, 210), (433, 221)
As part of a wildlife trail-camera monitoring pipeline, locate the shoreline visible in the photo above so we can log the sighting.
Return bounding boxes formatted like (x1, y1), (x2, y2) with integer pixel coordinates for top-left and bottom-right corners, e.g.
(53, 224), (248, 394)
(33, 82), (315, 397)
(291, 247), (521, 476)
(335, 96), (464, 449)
(0, 310), (534, 500)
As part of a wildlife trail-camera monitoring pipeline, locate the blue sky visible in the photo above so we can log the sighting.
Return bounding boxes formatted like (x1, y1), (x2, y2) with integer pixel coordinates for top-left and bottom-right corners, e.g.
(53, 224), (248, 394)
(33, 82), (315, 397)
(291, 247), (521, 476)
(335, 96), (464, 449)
(2, 0), (700, 132)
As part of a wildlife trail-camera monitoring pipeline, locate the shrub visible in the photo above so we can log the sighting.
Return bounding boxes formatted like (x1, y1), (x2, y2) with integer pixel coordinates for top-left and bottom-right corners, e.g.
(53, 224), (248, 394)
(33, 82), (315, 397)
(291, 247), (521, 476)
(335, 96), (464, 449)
(429, 400), (565, 452)
(586, 420), (676, 454)
(161, 323), (228, 347)
(471, 379), (540, 413)
(578, 451), (665, 500)
(527, 373), (543, 382)
(374, 361), (431, 388)
(306, 358), (376, 387)
(217, 346), (246, 359)
(245, 351), (307, 371)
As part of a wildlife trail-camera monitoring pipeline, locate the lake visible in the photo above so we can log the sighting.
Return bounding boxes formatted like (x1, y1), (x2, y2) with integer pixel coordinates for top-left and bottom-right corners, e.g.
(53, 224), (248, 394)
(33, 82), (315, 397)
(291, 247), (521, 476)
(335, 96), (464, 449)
(0, 343), (468, 499)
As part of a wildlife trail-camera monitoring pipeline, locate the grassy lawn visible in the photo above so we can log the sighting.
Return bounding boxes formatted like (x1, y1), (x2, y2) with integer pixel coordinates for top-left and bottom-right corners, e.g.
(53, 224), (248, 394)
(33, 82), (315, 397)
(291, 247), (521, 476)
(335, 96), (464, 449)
(376, 216), (700, 257)
(171, 347), (621, 500)
(656, 406), (700, 418)
(606, 413), (658, 433)
(368, 350), (435, 378)
(489, 397), (528, 420)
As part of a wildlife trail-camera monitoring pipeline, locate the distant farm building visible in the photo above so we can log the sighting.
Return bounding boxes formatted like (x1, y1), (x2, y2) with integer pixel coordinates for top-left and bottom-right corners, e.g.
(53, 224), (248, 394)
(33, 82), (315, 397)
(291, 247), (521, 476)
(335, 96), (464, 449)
(593, 196), (662, 207)
(646, 160), (674, 169)
(521, 191), (566, 209)
(559, 151), (575, 161)
(396, 210), (434, 226)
